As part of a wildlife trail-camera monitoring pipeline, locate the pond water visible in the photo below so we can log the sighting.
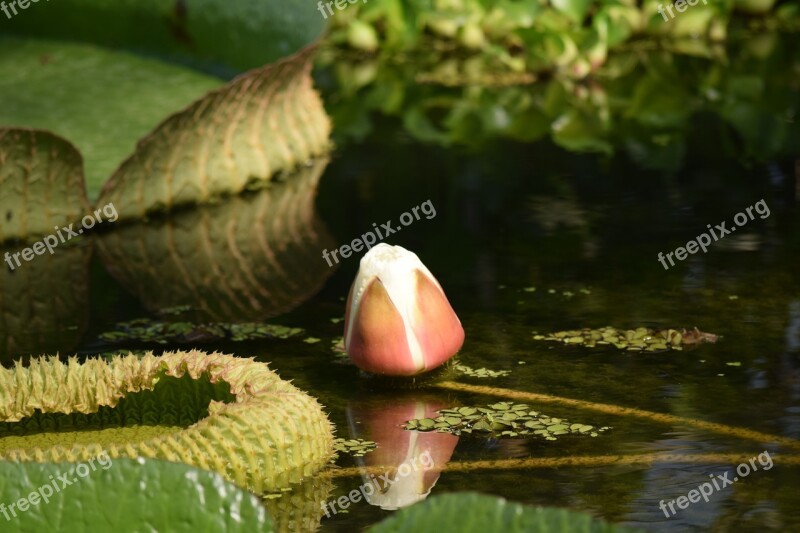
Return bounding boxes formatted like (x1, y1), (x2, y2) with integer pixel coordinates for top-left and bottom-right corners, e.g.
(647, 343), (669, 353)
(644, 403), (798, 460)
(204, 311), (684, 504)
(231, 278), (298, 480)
(2, 33), (799, 532)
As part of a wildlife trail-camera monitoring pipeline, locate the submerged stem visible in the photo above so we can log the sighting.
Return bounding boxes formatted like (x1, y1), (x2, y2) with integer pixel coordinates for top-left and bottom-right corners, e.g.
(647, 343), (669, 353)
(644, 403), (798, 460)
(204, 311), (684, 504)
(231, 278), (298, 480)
(326, 453), (800, 478)
(433, 381), (800, 450)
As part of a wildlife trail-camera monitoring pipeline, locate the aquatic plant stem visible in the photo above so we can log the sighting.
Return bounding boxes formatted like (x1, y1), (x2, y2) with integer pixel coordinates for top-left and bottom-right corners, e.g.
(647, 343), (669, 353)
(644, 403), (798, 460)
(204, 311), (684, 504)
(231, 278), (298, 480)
(325, 453), (800, 478)
(433, 381), (800, 450)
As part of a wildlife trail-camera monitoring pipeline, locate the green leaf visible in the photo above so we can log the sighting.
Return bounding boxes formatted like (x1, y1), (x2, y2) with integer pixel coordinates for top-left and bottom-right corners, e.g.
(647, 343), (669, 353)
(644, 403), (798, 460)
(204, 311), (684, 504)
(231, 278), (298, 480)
(507, 106), (551, 142)
(550, 0), (594, 24)
(97, 46), (331, 221)
(96, 156), (334, 323)
(369, 492), (638, 532)
(348, 19), (380, 52)
(1, 0), (325, 72)
(0, 129), (89, 242)
(0, 37), (223, 198)
(0, 240), (90, 360)
(0, 458), (273, 532)
(595, 5), (639, 48)
(625, 74), (692, 129)
(0, 130), (92, 360)
(734, 0), (777, 15)
(670, 5), (716, 37)
(403, 104), (452, 145)
(551, 110), (612, 154)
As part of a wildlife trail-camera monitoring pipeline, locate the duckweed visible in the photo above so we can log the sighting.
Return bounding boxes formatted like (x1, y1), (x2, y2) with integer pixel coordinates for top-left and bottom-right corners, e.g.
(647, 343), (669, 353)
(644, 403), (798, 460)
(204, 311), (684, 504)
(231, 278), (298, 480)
(99, 319), (304, 344)
(404, 402), (611, 440)
(455, 364), (511, 378)
(533, 326), (719, 352)
(333, 438), (378, 458)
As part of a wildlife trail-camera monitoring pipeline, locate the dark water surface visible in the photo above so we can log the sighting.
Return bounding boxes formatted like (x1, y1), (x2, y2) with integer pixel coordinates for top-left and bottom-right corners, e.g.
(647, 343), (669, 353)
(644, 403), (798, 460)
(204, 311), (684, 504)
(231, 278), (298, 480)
(286, 131), (800, 532)
(2, 34), (800, 533)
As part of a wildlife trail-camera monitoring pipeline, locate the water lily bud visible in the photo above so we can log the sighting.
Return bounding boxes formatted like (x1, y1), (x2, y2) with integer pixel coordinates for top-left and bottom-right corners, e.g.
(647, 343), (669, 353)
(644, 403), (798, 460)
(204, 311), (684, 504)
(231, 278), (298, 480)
(344, 244), (464, 376)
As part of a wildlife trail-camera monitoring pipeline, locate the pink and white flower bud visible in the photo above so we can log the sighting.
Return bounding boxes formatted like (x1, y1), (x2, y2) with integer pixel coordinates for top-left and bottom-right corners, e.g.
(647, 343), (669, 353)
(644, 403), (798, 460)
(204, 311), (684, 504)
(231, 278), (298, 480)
(344, 244), (464, 376)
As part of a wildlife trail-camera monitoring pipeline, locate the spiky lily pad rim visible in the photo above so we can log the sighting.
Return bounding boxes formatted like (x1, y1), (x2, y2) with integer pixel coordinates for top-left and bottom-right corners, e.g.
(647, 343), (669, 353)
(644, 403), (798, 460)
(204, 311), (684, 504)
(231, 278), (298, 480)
(0, 350), (335, 493)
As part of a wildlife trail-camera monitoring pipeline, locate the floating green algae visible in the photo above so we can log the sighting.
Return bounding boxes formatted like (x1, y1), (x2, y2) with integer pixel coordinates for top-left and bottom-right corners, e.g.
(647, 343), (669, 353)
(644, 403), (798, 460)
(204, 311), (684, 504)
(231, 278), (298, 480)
(533, 326), (719, 352)
(404, 402), (611, 440)
(330, 336), (352, 364)
(99, 318), (303, 345)
(454, 364), (511, 378)
(333, 438), (378, 458)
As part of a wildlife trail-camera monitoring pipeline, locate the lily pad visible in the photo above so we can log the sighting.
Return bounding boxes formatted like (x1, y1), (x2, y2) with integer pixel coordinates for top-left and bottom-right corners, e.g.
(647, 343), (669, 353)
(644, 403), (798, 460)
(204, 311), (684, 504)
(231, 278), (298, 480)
(96, 160), (335, 322)
(0, 37), (223, 198)
(0, 351), (334, 492)
(97, 46), (332, 220)
(3, 0), (325, 72)
(0, 128), (91, 242)
(369, 492), (637, 532)
(0, 458), (274, 532)
(0, 239), (90, 361)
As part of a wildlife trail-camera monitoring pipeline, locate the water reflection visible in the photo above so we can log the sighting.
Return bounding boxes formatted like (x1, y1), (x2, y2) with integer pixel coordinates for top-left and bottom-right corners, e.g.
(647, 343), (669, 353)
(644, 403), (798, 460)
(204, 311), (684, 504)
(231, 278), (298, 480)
(0, 242), (91, 360)
(263, 475), (333, 533)
(346, 393), (458, 510)
(97, 158), (335, 321)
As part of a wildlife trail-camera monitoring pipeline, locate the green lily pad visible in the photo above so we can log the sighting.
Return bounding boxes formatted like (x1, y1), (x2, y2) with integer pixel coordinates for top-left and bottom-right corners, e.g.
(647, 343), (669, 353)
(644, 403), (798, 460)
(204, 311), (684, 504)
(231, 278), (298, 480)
(3, 0), (324, 72)
(96, 47), (331, 220)
(0, 351), (334, 493)
(369, 492), (637, 532)
(0, 37), (222, 198)
(0, 129), (91, 242)
(0, 458), (274, 532)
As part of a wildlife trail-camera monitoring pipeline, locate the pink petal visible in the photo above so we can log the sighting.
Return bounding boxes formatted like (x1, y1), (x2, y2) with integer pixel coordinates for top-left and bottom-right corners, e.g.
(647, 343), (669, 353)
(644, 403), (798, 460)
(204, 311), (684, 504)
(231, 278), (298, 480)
(345, 278), (420, 375)
(408, 269), (465, 372)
